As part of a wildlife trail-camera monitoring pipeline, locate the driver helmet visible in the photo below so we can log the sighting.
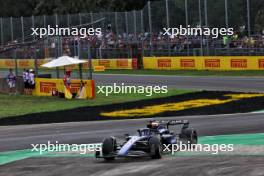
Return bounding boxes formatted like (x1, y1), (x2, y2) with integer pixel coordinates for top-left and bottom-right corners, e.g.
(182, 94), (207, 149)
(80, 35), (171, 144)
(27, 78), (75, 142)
(147, 121), (159, 129)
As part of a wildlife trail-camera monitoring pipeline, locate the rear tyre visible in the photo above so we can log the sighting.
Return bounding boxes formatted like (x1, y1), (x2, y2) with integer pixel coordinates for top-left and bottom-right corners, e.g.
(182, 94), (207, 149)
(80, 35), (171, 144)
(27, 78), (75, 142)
(102, 137), (117, 161)
(181, 129), (198, 148)
(149, 136), (162, 159)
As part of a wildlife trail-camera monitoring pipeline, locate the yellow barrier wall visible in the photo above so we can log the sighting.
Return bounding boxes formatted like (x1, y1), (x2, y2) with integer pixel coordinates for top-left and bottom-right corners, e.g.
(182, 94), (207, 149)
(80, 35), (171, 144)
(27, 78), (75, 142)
(0, 59), (16, 68)
(0, 59), (133, 69)
(2, 57), (264, 70)
(143, 56), (264, 70)
(33, 78), (95, 99)
(92, 59), (133, 69)
(93, 66), (105, 72)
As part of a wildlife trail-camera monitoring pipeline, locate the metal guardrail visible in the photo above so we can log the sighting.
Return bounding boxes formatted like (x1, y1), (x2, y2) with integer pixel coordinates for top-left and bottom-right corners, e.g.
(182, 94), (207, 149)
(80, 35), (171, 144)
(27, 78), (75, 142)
(1, 44), (264, 59)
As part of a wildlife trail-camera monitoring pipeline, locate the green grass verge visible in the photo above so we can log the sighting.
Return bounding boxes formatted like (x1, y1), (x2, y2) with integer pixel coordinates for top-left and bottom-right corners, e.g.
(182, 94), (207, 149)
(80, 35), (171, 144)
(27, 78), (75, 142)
(0, 89), (192, 119)
(199, 133), (264, 145)
(96, 69), (264, 76)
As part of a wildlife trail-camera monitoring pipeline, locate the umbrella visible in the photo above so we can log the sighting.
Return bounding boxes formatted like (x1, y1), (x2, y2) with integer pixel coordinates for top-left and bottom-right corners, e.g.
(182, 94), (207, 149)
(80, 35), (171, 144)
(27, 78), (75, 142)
(41, 56), (87, 68)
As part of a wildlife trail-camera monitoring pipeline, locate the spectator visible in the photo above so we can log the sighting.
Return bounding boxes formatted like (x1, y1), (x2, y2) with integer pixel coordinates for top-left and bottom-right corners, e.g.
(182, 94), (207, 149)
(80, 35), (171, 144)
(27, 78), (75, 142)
(6, 68), (16, 95)
(63, 70), (72, 99)
(63, 70), (71, 89)
(28, 69), (35, 95)
(23, 69), (30, 95)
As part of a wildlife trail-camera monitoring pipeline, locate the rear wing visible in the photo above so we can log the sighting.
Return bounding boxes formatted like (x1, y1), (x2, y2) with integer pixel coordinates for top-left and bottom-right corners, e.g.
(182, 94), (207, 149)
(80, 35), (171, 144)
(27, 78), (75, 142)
(168, 120), (189, 125)
(148, 120), (189, 128)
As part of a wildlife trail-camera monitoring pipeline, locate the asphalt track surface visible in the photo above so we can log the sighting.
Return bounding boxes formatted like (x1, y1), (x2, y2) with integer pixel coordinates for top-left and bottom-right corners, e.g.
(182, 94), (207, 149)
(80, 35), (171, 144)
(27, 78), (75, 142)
(1, 112), (264, 152)
(1, 74), (264, 175)
(93, 74), (264, 92)
(1, 113), (264, 176)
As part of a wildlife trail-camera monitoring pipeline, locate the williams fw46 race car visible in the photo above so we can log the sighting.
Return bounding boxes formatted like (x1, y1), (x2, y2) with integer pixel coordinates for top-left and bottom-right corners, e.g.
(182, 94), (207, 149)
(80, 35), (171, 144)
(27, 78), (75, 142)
(95, 120), (198, 160)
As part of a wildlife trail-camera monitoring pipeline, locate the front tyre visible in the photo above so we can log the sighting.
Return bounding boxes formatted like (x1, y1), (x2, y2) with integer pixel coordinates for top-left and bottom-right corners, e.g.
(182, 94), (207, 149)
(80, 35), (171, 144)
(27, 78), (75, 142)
(102, 137), (117, 161)
(149, 136), (162, 159)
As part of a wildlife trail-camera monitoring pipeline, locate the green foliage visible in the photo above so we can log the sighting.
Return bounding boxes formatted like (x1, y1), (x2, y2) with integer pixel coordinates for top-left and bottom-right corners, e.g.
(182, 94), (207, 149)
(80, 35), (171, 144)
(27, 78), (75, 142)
(0, 0), (262, 33)
(0, 0), (156, 17)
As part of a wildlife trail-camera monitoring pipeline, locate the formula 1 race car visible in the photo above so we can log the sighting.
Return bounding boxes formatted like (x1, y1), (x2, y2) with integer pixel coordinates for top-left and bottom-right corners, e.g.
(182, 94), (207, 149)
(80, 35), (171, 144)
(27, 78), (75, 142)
(95, 120), (197, 160)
